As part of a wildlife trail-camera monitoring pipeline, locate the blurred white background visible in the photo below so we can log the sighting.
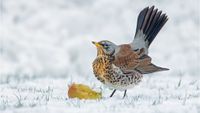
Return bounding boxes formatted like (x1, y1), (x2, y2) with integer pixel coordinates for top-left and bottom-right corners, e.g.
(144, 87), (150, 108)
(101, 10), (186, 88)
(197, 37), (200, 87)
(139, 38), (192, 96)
(0, 0), (200, 80)
(0, 1), (200, 113)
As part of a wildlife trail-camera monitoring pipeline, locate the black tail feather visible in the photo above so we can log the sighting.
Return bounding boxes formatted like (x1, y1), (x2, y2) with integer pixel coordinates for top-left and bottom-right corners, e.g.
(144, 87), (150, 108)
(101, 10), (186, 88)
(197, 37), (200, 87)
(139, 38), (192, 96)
(135, 6), (168, 47)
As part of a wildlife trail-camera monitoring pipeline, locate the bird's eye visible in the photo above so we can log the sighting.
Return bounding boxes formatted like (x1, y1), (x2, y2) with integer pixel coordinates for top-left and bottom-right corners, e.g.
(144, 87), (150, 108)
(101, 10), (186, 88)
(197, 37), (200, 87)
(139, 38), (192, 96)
(104, 44), (108, 47)
(103, 44), (109, 49)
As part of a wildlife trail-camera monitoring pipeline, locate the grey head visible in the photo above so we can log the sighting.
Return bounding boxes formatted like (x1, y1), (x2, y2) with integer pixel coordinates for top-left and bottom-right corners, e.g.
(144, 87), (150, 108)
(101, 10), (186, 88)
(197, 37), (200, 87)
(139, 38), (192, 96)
(92, 40), (117, 56)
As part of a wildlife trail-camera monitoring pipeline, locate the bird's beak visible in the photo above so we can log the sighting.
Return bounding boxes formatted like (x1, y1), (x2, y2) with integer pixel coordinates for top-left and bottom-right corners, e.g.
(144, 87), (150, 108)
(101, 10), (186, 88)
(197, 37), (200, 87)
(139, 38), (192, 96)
(92, 41), (101, 47)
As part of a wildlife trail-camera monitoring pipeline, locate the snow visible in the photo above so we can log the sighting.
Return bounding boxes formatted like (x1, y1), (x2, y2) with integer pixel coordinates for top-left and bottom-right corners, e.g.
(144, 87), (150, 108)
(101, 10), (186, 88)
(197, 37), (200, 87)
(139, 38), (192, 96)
(0, 0), (200, 113)
(0, 77), (200, 113)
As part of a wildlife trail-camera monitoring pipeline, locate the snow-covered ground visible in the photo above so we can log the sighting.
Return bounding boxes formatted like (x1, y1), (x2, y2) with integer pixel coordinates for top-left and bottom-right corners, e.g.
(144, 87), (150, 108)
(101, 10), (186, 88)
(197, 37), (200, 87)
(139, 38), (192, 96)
(0, 0), (200, 113)
(0, 76), (200, 113)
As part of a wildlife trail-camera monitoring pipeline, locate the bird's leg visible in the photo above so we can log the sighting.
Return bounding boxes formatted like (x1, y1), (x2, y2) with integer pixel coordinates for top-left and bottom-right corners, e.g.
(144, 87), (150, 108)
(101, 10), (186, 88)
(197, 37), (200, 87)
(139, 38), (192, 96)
(110, 89), (116, 97)
(123, 90), (127, 98)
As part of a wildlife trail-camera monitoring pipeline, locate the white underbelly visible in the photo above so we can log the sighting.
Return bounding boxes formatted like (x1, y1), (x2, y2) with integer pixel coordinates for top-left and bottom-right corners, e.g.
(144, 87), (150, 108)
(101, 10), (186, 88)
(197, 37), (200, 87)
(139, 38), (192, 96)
(105, 82), (138, 91)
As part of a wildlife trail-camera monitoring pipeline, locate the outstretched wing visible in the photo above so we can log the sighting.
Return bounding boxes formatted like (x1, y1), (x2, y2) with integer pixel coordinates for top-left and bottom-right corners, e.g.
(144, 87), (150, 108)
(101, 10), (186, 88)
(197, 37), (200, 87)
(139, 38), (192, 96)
(113, 44), (144, 70)
(113, 44), (169, 74)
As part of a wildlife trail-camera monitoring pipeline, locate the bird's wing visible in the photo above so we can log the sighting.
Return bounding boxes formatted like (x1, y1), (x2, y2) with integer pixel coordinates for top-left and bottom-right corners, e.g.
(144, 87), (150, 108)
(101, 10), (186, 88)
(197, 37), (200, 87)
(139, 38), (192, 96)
(113, 44), (145, 70)
(113, 44), (169, 74)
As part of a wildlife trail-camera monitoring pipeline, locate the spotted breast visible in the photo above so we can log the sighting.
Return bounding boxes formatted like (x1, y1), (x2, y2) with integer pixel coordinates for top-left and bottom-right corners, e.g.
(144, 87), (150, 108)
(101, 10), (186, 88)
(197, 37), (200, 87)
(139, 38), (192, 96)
(92, 55), (143, 90)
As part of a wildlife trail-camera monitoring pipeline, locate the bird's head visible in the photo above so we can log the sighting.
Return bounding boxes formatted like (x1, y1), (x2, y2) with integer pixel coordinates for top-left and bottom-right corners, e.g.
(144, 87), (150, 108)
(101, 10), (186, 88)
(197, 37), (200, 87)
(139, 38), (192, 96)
(92, 40), (117, 56)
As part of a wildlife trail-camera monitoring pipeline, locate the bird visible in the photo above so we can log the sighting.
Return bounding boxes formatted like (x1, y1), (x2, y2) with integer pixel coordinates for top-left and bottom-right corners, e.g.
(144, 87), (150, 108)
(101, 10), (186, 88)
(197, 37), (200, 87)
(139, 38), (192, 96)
(92, 6), (169, 98)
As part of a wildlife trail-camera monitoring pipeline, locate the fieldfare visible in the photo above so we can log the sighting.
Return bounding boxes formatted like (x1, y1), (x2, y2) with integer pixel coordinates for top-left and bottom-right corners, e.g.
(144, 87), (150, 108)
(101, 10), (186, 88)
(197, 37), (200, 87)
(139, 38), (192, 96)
(92, 6), (169, 98)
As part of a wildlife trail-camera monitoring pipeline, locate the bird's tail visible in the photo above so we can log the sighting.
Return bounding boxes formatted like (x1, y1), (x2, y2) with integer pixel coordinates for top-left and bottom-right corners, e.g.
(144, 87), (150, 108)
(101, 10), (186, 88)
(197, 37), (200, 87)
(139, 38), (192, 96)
(134, 6), (168, 47)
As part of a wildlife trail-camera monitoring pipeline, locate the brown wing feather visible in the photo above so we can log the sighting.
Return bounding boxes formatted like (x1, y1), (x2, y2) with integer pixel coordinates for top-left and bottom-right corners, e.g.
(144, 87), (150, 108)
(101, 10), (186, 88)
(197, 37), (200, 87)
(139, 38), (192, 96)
(113, 44), (144, 70)
(136, 54), (169, 74)
(113, 44), (169, 74)
(113, 44), (159, 73)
